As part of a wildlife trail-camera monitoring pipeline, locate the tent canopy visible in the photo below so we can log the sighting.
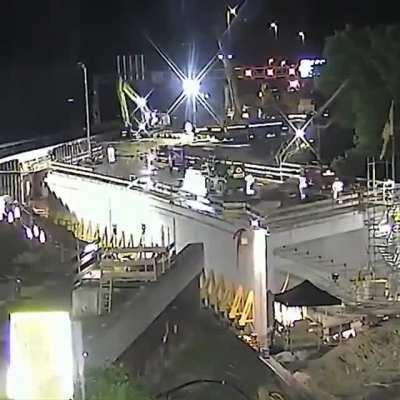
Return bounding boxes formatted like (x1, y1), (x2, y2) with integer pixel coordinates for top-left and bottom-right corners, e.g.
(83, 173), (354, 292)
(274, 280), (342, 307)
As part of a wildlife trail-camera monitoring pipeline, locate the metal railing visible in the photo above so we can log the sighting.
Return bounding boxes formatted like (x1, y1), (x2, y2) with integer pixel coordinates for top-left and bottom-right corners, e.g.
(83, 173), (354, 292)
(18, 141), (103, 173)
(156, 152), (302, 183)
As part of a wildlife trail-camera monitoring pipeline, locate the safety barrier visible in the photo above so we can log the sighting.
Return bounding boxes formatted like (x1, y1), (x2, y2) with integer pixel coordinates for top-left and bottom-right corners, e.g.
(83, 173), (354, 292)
(18, 141), (103, 174)
(156, 152), (302, 183)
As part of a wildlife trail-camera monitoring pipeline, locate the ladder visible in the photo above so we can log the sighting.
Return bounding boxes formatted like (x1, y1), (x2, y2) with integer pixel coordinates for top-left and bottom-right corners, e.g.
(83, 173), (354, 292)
(99, 277), (113, 315)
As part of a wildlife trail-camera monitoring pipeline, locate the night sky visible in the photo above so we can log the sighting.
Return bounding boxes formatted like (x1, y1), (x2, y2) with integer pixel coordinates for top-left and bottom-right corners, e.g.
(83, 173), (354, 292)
(1, 0), (400, 139)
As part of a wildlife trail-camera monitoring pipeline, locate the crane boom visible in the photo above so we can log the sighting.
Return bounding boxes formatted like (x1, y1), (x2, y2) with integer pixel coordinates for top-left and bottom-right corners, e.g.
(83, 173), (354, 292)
(117, 77), (170, 137)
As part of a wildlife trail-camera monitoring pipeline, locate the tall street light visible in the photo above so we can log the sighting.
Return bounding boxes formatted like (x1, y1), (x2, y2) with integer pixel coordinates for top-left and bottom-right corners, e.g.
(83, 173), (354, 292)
(298, 31), (306, 45)
(78, 62), (92, 157)
(270, 22), (278, 39)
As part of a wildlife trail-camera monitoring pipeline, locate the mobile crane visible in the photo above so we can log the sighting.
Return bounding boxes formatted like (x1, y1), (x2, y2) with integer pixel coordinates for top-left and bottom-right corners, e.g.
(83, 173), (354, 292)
(117, 77), (171, 138)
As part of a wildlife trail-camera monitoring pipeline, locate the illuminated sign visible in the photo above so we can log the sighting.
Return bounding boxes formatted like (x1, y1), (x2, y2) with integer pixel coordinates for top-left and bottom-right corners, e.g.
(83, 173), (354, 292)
(299, 59), (327, 78)
(266, 68), (275, 77)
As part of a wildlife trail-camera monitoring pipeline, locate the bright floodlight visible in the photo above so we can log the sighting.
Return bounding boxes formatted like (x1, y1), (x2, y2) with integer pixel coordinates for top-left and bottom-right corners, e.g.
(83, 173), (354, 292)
(33, 224), (40, 238)
(14, 206), (21, 219)
(136, 97), (147, 109)
(182, 78), (200, 97)
(138, 121), (147, 133)
(228, 5), (238, 16)
(295, 129), (305, 138)
(7, 311), (74, 400)
(39, 229), (46, 244)
(25, 227), (33, 240)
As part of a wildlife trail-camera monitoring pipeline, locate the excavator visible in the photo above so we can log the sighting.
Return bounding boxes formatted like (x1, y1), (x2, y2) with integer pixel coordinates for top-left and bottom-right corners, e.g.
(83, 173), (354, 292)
(117, 77), (171, 138)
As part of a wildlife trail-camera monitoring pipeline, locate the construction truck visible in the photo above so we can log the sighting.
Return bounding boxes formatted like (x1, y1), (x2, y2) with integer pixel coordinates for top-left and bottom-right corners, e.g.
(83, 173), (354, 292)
(204, 158), (246, 196)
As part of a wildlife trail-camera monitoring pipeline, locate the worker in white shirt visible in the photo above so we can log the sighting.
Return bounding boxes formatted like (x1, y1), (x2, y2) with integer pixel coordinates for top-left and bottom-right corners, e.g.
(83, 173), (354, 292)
(245, 174), (255, 196)
(298, 174), (308, 201)
(332, 177), (344, 201)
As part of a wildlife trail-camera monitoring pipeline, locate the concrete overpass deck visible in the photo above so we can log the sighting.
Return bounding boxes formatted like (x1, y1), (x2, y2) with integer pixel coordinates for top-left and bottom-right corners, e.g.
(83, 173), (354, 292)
(93, 140), (360, 231)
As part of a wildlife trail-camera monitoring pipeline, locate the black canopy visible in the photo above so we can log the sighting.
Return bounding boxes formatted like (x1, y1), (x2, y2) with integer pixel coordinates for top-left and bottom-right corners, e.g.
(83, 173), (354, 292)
(274, 280), (342, 307)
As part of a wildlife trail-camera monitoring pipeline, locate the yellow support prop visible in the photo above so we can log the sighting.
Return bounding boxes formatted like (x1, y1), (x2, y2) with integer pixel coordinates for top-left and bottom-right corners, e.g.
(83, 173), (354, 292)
(207, 270), (216, 301)
(239, 290), (254, 327)
(208, 274), (220, 308)
(220, 282), (235, 315)
(79, 219), (85, 240)
(109, 234), (116, 249)
(94, 225), (100, 241)
(57, 216), (64, 226)
(101, 228), (109, 249)
(229, 285), (244, 320)
(212, 276), (225, 312)
(118, 231), (126, 248)
(66, 219), (73, 232)
(216, 278), (227, 312)
(127, 233), (134, 248)
(86, 221), (93, 242)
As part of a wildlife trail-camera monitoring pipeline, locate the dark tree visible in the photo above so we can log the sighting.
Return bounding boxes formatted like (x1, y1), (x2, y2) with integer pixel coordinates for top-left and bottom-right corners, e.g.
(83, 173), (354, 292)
(317, 25), (400, 156)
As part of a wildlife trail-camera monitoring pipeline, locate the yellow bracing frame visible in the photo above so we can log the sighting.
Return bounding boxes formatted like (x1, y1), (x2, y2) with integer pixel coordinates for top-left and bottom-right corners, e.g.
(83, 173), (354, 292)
(239, 290), (254, 327)
(229, 285), (245, 320)
(219, 282), (235, 316)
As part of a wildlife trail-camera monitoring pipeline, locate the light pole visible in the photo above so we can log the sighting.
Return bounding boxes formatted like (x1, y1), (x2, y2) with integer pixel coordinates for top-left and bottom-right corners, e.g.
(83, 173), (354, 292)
(78, 62), (92, 157)
(298, 31), (306, 45)
(270, 22), (278, 39)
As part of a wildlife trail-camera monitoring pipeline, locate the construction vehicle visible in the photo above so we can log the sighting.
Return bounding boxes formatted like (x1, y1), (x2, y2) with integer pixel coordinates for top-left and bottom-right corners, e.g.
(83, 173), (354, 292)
(117, 77), (171, 138)
(204, 158), (246, 196)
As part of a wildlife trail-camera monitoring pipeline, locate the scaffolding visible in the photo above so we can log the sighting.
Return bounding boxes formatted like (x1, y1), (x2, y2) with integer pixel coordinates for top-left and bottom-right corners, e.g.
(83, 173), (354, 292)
(366, 158), (400, 274)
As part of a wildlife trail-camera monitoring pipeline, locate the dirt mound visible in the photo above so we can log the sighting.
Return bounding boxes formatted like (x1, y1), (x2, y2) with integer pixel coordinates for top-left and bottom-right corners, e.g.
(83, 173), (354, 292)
(304, 321), (400, 398)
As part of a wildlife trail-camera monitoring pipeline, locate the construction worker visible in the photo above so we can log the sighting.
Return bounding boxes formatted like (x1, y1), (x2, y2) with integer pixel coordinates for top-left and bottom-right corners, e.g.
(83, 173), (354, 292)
(245, 174), (255, 195)
(298, 174), (308, 201)
(147, 149), (156, 174)
(332, 177), (344, 201)
(184, 121), (194, 135)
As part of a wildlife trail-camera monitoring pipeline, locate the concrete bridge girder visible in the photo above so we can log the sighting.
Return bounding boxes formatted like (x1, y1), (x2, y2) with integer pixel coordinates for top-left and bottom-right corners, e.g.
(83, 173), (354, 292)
(268, 212), (367, 297)
(46, 170), (368, 349)
(46, 171), (269, 342)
